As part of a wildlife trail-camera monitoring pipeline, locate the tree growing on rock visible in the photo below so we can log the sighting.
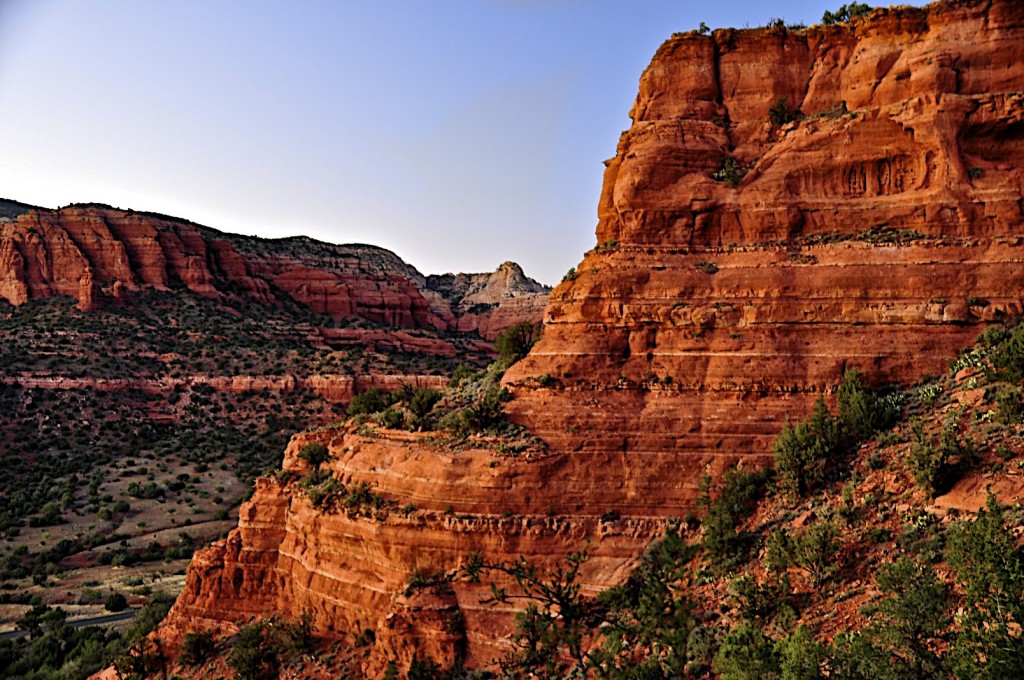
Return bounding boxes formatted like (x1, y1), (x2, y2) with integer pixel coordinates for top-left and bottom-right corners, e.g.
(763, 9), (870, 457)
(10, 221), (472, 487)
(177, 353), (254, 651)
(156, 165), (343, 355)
(495, 321), (541, 366)
(297, 442), (331, 472)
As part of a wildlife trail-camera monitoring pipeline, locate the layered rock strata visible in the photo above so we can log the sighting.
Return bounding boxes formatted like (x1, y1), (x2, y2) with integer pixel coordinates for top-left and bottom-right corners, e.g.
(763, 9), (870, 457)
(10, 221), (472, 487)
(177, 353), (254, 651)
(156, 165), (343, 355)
(427, 261), (550, 339)
(162, 430), (661, 672)
(163, 0), (1024, 673)
(0, 206), (549, 338)
(506, 0), (1024, 509)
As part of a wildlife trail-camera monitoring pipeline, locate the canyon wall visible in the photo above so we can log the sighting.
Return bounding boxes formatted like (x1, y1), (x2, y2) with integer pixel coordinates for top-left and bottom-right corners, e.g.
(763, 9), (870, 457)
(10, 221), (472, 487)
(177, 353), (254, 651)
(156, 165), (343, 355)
(0, 206), (549, 339)
(162, 0), (1024, 673)
(505, 0), (1024, 508)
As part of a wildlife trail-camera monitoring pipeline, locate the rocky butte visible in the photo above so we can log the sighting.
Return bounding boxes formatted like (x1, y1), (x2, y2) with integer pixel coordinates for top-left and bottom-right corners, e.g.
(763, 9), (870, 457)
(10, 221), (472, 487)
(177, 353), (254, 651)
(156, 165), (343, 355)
(158, 0), (1024, 674)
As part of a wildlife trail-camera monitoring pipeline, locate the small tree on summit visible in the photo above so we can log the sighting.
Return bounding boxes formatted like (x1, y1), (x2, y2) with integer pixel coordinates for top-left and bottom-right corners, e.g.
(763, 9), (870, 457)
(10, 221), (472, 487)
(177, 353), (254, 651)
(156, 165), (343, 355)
(822, 2), (871, 25)
(298, 442), (331, 472)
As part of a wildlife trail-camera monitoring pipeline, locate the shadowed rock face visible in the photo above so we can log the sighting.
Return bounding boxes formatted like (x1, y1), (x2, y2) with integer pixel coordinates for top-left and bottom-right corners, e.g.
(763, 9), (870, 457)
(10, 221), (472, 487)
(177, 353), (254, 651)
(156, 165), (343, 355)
(0, 205), (549, 338)
(159, 0), (1024, 673)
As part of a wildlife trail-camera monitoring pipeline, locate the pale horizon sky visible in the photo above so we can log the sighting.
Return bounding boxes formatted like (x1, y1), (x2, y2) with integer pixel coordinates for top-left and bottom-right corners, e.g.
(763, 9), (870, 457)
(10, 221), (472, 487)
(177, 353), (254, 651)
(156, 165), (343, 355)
(0, 1), (924, 285)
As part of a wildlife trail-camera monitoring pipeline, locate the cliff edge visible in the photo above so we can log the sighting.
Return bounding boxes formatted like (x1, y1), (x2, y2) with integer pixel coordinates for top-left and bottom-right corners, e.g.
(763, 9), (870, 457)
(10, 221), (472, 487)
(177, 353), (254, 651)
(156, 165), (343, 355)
(160, 1), (1024, 674)
(0, 205), (549, 339)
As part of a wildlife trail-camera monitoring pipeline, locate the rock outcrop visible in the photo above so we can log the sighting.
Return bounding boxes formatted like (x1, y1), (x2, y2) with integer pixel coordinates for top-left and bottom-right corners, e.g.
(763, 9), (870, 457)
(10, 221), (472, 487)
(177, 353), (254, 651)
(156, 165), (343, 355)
(427, 261), (551, 340)
(0, 206), (549, 338)
(505, 0), (1024, 509)
(162, 0), (1024, 674)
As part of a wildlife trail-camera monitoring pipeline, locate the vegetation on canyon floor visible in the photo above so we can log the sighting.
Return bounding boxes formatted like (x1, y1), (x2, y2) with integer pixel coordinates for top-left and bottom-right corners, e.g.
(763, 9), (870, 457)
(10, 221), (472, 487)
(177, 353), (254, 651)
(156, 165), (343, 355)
(0, 290), (490, 677)
(0, 594), (174, 679)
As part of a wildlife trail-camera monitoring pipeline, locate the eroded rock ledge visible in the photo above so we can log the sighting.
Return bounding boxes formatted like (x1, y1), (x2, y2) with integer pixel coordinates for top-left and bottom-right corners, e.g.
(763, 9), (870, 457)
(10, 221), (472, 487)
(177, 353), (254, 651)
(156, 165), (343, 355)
(161, 1), (1024, 673)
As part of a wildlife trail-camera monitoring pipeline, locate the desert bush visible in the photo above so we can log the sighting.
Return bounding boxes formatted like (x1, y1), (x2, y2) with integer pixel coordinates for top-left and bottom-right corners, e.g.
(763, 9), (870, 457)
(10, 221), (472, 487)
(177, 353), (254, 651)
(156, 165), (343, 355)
(774, 398), (843, 497)
(405, 569), (452, 597)
(227, 622), (279, 680)
(700, 468), (766, 571)
(713, 621), (780, 679)
(448, 364), (477, 388)
(945, 492), (1024, 678)
(728, 573), (792, 622)
(180, 630), (217, 666)
(710, 156), (747, 185)
(907, 421), (975, 497)
(828, 632), (893, 679)
(776, 626), (826, 679)
(764, 527), (793, 573)
(994, 386), (1024, 424)
(378, 407), (405, 429)
(297, 441), (330, 470)
(822, 2), (871, 24)
(104, 593), (128, 612)
(347, 388), (392, 417)
(409, 387), (441, 421)
(790, 521), (841, 588)
(988, 323), (1024, 382)
(495, 321), (540, 365)
(896, 510), (945, 563)
(769, 96), (799, 126)
(837, 368), (899, 441)
(869, 557), (948, 678)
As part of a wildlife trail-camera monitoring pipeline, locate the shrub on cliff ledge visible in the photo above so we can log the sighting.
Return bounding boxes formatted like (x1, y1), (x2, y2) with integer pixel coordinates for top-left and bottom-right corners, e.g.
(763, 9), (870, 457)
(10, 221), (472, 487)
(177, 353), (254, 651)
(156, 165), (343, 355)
(409, 387), (441, 421)
(822, 2), (871, 25)
(347, 387), (392, 417)
(711, 155), (747, 186)
(435, 361), (512, 436)
(769, 96), (800, 127)
(297, 441), (330, 471)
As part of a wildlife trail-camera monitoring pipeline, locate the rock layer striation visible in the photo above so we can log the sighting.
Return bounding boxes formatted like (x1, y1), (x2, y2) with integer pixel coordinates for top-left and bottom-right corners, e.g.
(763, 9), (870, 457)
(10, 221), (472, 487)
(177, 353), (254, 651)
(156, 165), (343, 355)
(0, 206), (549, 339)
(162, 1), (1024, 673)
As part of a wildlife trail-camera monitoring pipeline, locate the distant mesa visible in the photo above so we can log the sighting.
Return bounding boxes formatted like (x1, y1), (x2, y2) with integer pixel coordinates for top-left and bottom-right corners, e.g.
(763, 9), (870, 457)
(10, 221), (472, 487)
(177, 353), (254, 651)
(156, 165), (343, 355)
(0, 202), (549, 340)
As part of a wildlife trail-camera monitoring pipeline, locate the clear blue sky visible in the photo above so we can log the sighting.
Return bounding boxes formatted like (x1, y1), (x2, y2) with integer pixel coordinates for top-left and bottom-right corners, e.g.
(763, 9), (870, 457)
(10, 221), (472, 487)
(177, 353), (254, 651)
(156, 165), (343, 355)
(0, 1), (923, 285)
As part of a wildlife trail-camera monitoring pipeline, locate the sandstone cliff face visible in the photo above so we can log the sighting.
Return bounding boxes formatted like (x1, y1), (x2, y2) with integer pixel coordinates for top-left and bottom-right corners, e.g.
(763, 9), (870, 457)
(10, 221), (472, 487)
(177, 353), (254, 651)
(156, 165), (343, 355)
(162, 429), (659, 672)
(505, 0), (1024, 510)
(0, 207), (549, 337)
(164, 0), (1024, 673)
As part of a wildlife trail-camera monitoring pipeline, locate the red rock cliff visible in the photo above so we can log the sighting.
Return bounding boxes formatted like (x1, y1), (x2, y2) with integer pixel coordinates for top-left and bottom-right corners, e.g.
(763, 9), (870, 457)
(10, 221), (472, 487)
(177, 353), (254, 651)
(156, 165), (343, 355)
(162, 0), (1024, 673)
(506, 0), (1024, 507)
(0, 206), (549, 337)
